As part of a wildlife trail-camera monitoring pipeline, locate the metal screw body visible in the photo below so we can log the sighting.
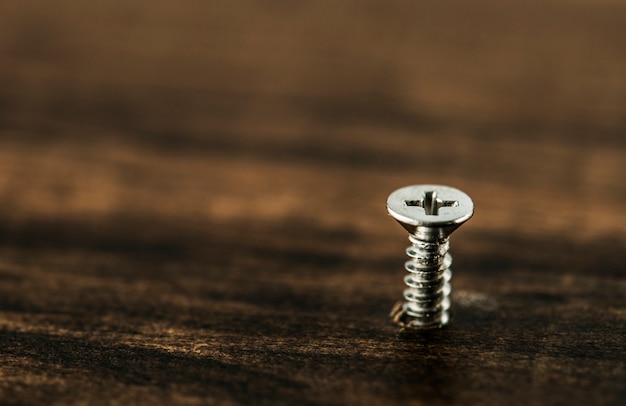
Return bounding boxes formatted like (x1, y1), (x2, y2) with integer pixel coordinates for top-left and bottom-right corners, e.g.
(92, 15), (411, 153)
(387, 185), (474, 329)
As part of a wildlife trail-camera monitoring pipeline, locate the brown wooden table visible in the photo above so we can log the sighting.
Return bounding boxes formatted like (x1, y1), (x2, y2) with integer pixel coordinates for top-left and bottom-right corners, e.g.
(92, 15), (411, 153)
(1, 1), (625, 404)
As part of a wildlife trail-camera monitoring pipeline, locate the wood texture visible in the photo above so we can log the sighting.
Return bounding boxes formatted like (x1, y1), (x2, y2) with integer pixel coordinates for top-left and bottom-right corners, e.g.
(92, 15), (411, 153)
(0, 1), (625, 404)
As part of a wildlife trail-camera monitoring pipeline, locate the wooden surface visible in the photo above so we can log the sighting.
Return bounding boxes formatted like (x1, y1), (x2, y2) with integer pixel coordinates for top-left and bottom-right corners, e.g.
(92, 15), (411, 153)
(1, 1), (625, 404)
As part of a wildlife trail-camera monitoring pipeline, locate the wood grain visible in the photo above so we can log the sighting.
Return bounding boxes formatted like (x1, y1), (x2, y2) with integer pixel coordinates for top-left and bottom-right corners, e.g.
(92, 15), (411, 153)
(0, 1), (625, 404)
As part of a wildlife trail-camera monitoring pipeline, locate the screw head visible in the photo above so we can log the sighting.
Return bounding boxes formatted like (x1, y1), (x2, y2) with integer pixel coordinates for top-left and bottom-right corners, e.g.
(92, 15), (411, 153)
(387, 184), (474, 239)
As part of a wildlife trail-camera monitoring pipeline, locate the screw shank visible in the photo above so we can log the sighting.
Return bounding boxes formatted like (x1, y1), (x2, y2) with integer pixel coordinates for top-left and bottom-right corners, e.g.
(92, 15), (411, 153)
(396, 223), (463, 242)
(393, 235), (452, 329)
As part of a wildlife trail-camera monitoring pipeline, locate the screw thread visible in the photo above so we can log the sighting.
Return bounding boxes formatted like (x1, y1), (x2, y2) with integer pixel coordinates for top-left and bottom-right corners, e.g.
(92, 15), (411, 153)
(391, 234), (452, 329)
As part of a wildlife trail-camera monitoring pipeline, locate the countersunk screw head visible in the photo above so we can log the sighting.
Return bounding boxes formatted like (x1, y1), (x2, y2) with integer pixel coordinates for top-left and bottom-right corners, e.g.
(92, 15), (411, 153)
(387, 184), (474, 241)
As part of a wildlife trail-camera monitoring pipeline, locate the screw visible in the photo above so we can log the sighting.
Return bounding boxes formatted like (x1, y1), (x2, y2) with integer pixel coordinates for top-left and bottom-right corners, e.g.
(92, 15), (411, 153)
(387, 184), (474, 329)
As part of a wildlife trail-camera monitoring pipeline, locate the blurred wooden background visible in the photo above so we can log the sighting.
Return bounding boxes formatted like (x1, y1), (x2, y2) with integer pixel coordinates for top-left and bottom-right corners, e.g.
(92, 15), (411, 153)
(0, 1), (625, 404)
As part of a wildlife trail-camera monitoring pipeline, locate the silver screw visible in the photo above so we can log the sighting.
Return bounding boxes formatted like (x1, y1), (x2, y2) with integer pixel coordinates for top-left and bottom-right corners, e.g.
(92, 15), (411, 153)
(387, 184), (474, 329)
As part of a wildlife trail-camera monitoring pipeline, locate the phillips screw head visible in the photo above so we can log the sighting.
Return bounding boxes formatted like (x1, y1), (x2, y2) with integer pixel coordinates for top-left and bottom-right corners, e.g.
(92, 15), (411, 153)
(387, 184), (474, 242)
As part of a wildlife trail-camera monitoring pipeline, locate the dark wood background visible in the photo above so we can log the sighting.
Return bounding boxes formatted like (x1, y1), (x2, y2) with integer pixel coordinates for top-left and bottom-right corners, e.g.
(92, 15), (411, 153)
(1, 1), (625, 404)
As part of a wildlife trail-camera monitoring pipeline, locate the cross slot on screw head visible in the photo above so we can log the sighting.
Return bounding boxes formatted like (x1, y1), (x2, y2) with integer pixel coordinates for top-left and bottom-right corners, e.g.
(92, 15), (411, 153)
(387, 184), (474, 329)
